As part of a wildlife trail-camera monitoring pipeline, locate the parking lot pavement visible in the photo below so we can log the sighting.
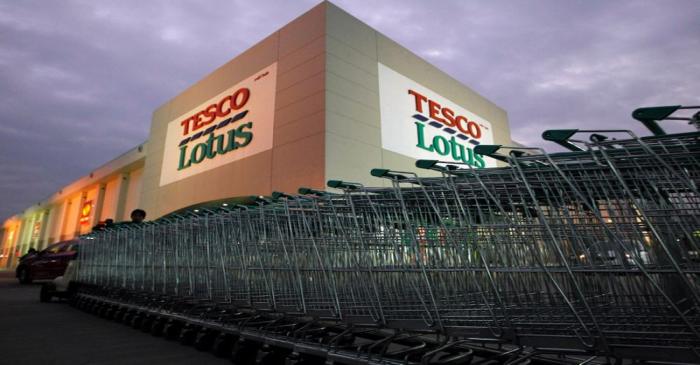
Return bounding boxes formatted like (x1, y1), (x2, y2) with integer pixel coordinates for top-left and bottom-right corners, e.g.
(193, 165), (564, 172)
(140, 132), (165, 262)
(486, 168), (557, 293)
(0, 271), (228, 365)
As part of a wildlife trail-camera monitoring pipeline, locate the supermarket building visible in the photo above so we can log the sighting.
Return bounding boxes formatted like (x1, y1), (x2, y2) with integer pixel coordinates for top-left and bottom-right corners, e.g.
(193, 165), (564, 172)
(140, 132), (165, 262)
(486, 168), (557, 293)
(0, 2), (513, 269)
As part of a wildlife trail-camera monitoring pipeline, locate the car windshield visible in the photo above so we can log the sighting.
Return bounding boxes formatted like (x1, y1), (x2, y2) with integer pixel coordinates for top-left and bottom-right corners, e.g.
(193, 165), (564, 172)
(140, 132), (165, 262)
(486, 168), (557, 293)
(45, 245), (61, 254)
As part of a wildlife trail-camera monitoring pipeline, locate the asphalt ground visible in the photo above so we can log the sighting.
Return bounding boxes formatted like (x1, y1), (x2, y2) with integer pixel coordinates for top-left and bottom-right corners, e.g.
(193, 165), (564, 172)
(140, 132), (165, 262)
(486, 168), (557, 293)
(0, 270), (228, 365)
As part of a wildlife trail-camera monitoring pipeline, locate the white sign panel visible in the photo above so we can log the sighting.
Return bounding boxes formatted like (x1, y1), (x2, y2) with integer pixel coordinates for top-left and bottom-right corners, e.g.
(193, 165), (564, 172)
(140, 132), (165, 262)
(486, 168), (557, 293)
(378, 63), (495, 168)
(160, 63), (277, 186)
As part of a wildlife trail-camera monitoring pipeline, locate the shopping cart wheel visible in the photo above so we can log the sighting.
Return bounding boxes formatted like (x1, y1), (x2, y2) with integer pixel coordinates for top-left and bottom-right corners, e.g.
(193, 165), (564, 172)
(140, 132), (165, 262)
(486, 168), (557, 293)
(213, 333), (237, 357)
(98, 304), (111, 318)
(140, 314), (156, 332)
(194, 328), (218, 351)
(87, 299), (100, 313)
(81, 297), (94, 311)
(256, 344), (291, 365)
(92, 301), (105, 315)
(87, 300), (99, 314)
(150, 317), (167, 336)
(110, 305), (125, 320)
(179, 324), (200, 346)
(105, 305), (117, 318)
(231, 338), (260, 365)
(285, 353), (325, 365)
(123, 309), (138, 325)
(164, 319), (184, 340)
(77, 297), (90, 311)
(130, 312), (145, 329)
(39, 283), (55, 303)
(113, 307), (127, 322)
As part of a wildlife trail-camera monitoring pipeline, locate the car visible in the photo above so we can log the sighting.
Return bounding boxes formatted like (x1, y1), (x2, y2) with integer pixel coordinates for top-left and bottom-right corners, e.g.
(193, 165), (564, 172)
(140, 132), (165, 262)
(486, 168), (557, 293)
(15, 240), (79, 284)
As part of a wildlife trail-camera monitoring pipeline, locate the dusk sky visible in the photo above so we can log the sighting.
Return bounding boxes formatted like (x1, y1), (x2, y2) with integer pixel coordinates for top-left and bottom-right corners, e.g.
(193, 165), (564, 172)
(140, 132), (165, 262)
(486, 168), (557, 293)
(1, 0), (698, 220)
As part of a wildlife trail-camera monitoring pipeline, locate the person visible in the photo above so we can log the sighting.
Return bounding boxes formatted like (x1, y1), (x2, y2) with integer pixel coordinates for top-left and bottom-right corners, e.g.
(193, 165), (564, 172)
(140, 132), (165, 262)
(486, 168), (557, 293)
(130, 209), (146, 223)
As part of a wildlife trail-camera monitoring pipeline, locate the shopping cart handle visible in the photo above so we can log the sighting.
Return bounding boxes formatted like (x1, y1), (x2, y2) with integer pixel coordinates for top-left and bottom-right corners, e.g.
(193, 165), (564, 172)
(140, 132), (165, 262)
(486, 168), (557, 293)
(415, 160), (461, 173)
(298, 187), (326, 196)
(272, 191), (293, 200)
(253, 196), (272, 204)
(415, 159), (438, 169)
(473, 145), (509, 162)
(370, 168), (408, 180)
(632, 105), (680, 136)
(541, 129), (583, 151)
(327, 180), (361, 190)
(590, 133), (608, 143)
(473, 144), (501, 155)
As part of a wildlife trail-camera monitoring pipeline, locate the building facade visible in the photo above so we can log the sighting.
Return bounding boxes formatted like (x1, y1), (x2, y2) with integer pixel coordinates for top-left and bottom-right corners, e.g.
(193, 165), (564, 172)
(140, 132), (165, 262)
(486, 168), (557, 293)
(1, 2), (513, 269)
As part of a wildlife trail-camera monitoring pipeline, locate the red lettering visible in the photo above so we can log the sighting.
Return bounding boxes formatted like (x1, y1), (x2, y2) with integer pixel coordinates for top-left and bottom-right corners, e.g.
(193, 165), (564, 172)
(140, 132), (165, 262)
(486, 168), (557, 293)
(428, 100), (446, 124)
(455, 116), (469, 135)
(179, 87), (251, 136)
(180, 118), (192, 135)
(467, 121), (481, 139)
(408, 89), (427, 113)
(232, 88), (250, 110)
(441, 107), (456, 127)
(410, 90), (484, 140)
(217, 96), (232, 117)
(203, 104), (218, 125)
(192, 112), (204, 131)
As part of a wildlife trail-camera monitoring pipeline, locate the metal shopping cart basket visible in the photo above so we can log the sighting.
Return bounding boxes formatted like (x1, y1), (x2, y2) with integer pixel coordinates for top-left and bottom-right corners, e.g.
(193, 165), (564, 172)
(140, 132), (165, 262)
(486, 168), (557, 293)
(70, 105), (700, 364)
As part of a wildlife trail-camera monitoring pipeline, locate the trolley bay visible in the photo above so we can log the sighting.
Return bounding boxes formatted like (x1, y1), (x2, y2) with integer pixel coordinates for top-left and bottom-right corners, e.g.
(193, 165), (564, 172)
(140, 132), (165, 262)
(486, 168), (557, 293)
(67, 105), (700, 364)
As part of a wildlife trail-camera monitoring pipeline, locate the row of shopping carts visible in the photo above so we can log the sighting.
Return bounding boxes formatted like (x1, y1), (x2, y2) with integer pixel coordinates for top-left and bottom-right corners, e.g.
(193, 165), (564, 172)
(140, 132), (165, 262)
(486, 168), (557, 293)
(73, 105), (700, 364)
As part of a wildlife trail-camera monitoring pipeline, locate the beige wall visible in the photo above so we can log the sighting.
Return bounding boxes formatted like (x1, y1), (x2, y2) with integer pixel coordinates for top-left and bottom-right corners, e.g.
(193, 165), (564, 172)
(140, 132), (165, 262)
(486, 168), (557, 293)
(324, 3), (511, 188)
(140, 3), (328, 219)
(41, 206), (58, 248)
(138, 1), (512, 218)
(61, 195), (79, 240)
(1, 220), (21, 268)
(121, 167), (143, 221)
(100, 177), (120, 221)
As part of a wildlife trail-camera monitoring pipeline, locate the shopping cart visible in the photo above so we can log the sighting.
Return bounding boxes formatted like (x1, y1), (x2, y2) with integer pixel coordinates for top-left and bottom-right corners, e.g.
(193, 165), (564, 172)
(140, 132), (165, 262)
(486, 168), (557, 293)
(73, 105), (700, 364)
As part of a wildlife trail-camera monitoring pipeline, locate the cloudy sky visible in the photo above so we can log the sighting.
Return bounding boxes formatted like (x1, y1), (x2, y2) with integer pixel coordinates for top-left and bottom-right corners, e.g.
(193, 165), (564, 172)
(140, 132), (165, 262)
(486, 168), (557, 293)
(0, 0), (698, 220)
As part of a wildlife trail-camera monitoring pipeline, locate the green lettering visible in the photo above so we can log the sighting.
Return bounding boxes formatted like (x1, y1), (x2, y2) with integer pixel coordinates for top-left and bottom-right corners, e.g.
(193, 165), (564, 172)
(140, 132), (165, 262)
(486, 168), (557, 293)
(449, 136), (473, 164)
(432, 135), (449, 156)
(177, 145), (191, 170)
(474, 153), (486, 169)
(214, 133), (227, 155)
(191, 143), (207, 164)
(235, 122), (254, 148)
(414, 122), (433, 152)
(205, 133), (218, 159)
(226, 129), (237, 151)
(464, 145), (474, 165)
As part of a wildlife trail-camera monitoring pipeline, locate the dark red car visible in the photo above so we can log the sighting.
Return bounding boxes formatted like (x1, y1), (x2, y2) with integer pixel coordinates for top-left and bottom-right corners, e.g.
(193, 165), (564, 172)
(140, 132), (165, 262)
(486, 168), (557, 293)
(15, 240), (79, 284)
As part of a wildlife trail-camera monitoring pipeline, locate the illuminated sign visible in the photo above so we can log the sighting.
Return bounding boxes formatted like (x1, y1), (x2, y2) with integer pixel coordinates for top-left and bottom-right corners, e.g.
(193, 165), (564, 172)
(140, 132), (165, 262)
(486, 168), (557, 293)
(159, 63), (277, 186)
(32, 222), (41, 240)
(79, 200), (93, 225)
(378, 63), (495, 168)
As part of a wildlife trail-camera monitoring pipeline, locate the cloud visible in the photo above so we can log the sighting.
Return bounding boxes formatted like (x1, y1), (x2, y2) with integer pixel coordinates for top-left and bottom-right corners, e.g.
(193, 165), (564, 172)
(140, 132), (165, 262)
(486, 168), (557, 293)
(0, 0), (698, 221)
